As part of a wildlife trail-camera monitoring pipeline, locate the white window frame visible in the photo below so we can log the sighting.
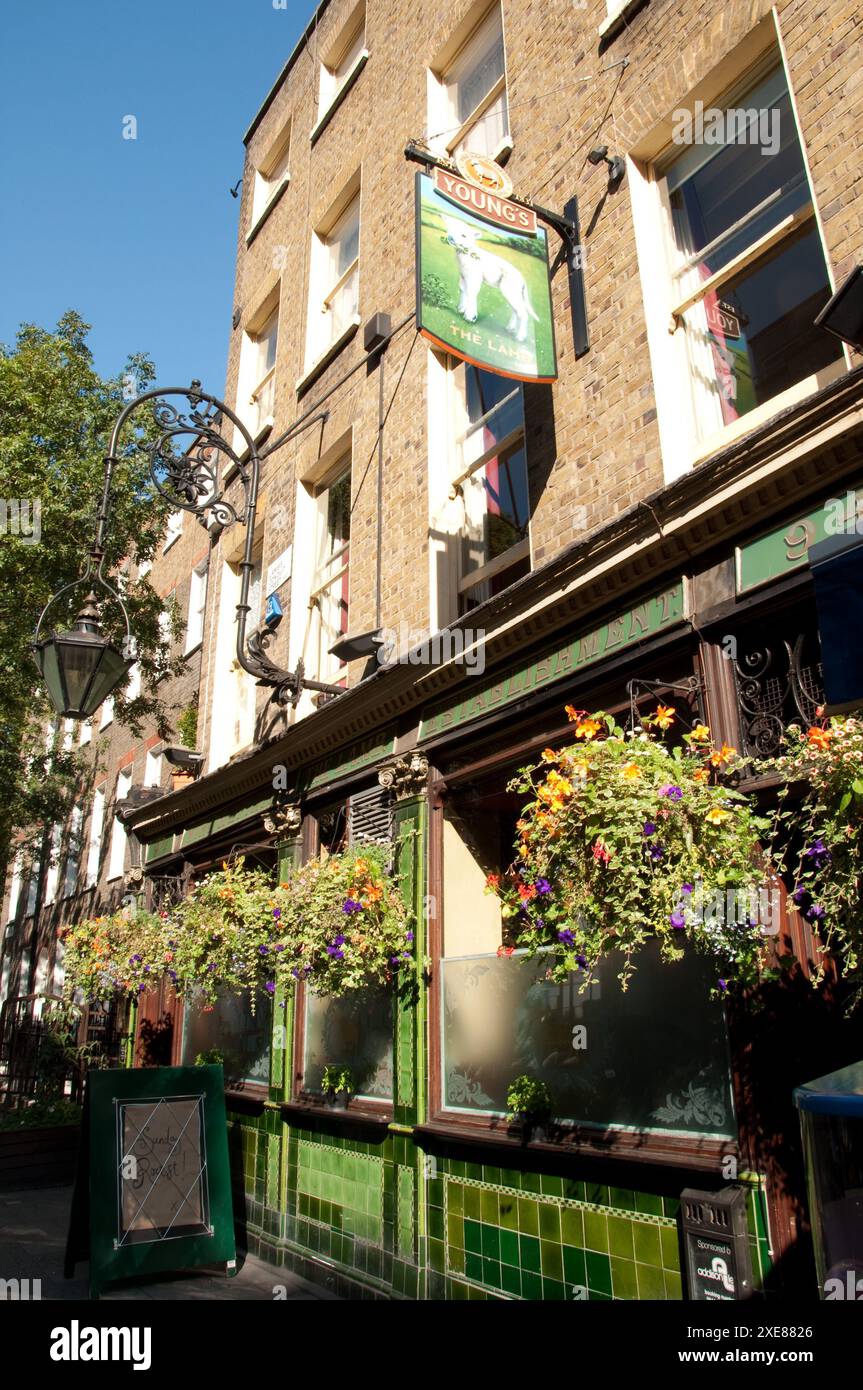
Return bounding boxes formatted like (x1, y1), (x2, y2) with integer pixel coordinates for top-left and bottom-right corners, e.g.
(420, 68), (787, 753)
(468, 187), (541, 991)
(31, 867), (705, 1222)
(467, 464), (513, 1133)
(79, 718), (92, 746)
(86, 788), (105, 889)
(248, 119), (292, 239)
(315, 2), (368, 132)
(309, 461), (351, 687)
(6, 850), (23, 924)
(98, 695), (114, 730)
(429, 4), (511, 162)
(163, 509), (183, 553)
(209, 545), (263, 768)
(630, 53), (847, 484)
(184, 561), (208, 654)
(303, 187), (360, 376)
(126, 661), (141, 702)
(44, 824), (62, 906)
(63, 806), (83, 898)
(107, 769), (132, 881)
(144, 748), (163, 789)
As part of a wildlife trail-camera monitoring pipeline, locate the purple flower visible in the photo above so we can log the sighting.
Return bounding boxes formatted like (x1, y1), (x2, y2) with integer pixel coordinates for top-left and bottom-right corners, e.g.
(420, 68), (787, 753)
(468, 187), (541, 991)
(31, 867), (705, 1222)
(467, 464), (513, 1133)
(576, 954), (587, 968)
(259, 944), (269, 955)
(168, 970), (177, 982)
(264, 980), (276, 995)
(274, 943), (284, 952)
(805, 839), (830, 859)
(272, 908), (281, 919)
(326, 946), (345, 959)
(291, 968), (300, 979)
(535, 878), (552, 896)
(681, 884), (693, 896)
(143, 964), (150, 972)
(390, 955), (402, 965)
(535, 919), (544, 930)
(342, 898), (363, 914)
(718, 979), (728, 993)
(805, 904), (825, 922)
(643, 823), (657, 837)
(558, 929), (575, 946)
(670, 911), (686, 929)
(208, 962), (217, 972)
(650, 844), (664, 861)
(138, 983), (146, 993)
(129, 954), (141, 964)
(405, 931), (414, 943)
(659, 784), (683, 800)
(333, 934), (346, 946)
(792, 886), (807, 906)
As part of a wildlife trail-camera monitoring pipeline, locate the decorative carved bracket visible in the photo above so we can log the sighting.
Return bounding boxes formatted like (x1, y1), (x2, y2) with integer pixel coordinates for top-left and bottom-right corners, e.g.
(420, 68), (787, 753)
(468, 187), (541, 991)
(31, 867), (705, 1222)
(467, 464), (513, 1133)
(263, 800), (303, 838)
(377, 752), (429, 801)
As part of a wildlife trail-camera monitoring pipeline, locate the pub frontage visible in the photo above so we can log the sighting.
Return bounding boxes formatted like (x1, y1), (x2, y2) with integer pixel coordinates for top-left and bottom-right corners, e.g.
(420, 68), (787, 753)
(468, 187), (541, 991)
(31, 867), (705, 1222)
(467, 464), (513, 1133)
(124, 361), (863, 1301)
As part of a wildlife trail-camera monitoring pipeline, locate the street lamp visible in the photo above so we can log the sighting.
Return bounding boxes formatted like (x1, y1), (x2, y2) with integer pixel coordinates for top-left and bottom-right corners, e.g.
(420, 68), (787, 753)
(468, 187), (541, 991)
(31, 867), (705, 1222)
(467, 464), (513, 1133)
(32, 381), (345, 719)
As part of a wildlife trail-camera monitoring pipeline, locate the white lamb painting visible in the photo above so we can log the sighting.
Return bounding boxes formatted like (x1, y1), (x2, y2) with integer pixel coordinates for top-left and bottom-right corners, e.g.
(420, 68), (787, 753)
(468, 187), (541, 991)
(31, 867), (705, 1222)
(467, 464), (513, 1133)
(442, 215), (541, 344)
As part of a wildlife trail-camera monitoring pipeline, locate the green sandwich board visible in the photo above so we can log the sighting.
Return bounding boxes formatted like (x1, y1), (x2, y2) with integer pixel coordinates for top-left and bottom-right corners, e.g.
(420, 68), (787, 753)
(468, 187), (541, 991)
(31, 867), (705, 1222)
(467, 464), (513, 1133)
(65, 1065), (236, 1298)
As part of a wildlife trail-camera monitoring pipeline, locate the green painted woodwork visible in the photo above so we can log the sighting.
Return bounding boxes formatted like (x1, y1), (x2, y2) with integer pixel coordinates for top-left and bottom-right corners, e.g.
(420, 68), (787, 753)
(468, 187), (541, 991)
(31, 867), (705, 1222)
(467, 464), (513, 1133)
(420, 583), (686, 740)
(735, 483), (863, 594)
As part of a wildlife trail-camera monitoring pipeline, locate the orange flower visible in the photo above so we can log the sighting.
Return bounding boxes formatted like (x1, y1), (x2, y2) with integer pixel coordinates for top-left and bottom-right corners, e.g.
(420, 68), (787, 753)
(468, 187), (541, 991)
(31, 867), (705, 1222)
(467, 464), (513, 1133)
(621, 762), (641, 780)
(807, 726), (832, 750)
(484, 873), (501, 891)
(692, 767), (710, 783)
(709, 743), (736, 767)
(541, 748), (558, 762)
(565, 704), (586, 724)
(518, 882), (538, 901)
(497, 944), (515, 957)
(575, 718), (602, 741)
(690, 724), (711, 743)
(651, 704), (676, 730)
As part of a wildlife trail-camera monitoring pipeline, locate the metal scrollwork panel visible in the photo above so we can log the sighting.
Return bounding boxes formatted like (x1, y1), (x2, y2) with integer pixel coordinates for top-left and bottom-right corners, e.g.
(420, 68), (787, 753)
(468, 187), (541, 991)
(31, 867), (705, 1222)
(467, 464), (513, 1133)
(735, 634), (824, 758)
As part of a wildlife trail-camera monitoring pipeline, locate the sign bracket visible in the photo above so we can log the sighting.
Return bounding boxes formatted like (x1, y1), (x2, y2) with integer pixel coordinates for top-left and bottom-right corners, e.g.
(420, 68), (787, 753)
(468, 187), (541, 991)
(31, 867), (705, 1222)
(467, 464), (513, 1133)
(405, 140), (589, 358)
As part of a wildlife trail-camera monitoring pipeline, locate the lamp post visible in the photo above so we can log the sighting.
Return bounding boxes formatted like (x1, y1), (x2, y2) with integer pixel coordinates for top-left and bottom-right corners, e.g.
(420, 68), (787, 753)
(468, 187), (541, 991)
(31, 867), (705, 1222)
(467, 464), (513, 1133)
(32, 381), (346, 719)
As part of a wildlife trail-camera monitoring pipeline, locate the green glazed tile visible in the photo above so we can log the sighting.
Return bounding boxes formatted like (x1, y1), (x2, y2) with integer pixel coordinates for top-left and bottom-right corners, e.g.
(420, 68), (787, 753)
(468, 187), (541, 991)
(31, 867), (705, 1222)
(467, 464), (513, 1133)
(610, 1187), (635, 1213)
(465, 1252), (483, 1283)
(563, 1244), (587, 1288)
(518, 1198), (539, 1235)
(583, 1210), (609, 1253)
(608, 1215), (635, 1261)
(588, 1289), (612, 1301)
(480, 1189), (499, 1225)
(450, 1244), (465, 1274)
(664, 1267), (683, 1300)
(448, 1183), (463, 1216)
(519, 1233), (541, 1273)
(540, 1241), (563, 1282)
(500, 1228), (519, 1267)
(634, 1192), (664, 1217)
(522, 1270), (543, 1300)
(464, 1219), (482, 1255)
(481, 1224), (501, 1261)
(586, 1183), (609, 1206)
(610, 1257), (638, 1301)
(481, 1256), (500, 1287)
(501, 1262), (522, 1298)
(663, 1196), (680, 1220)
(561, 1206), (584, 1248)
(636, 1262), (666, 1300)
(463, 1186), (481, 1221)
(563, 1180), (585, 1203)
(428, 1206), (444, 1242)
(482, 1165), (502, 1186)
(543, 1278), (567, 1301)
(499, 1197), (518, 1231)
(633, 1221), (661, 1267)
(540, 1174), (564, 1198)
(429, 1238), (445, 1274)
(660, 1224), (680, 1271)
(447, 1212), (464, 1250)
(522, 1171), (543, 1195)
(539, 1202), (561, 1243)
(585, 1251), (613, 1297)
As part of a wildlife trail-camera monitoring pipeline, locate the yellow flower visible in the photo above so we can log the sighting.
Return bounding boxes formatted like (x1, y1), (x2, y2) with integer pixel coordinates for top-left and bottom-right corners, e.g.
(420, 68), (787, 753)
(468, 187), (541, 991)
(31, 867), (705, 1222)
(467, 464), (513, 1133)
(709, 743), (736, 768)
(621, 762), (641, 780)
(575, 718), (602, 741)
(705, 805), (731, 824)
(690, 724), (711, 742)
(541, 748), (558, 762)
(692, 767), (710, 783)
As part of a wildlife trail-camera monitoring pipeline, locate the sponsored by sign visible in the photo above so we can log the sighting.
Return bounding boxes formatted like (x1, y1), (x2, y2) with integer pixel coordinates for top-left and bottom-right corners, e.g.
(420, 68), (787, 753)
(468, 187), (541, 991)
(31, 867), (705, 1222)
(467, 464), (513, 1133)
(415, 170), (557, 383)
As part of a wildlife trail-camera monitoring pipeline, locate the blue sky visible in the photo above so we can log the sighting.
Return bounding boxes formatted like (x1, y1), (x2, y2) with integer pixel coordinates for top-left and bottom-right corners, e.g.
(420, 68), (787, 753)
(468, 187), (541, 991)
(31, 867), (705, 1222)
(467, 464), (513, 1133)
(0, 0), (316, 393)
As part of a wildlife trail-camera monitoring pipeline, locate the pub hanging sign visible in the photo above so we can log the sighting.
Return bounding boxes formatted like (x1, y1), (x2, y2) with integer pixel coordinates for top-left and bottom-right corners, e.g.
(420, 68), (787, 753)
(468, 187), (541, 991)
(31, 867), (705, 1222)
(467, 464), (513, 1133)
(415, 161), (558, 383)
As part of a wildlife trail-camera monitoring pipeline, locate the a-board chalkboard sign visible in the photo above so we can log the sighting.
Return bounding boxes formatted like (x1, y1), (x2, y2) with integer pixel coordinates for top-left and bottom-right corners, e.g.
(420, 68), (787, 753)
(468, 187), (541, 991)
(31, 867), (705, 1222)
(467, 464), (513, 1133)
(680, 1186), (754, 1301)
(65, 1066), (236, 1298)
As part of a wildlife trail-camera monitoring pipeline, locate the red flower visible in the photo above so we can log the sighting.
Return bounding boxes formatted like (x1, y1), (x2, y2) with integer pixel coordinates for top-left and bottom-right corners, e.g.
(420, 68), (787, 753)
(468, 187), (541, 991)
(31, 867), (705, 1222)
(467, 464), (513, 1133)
(592, 839), (611, 864)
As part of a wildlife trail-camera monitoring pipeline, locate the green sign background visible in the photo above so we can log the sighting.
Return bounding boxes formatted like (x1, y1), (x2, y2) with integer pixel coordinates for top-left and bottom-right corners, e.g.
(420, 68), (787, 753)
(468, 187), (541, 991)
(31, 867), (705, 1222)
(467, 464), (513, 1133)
(415, 172), (557, 383)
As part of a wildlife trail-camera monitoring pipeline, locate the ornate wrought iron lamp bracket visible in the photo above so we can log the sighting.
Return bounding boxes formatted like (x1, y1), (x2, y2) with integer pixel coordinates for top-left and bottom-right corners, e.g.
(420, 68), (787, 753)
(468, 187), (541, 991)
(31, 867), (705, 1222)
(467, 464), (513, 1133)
(97, 382), (344, 707)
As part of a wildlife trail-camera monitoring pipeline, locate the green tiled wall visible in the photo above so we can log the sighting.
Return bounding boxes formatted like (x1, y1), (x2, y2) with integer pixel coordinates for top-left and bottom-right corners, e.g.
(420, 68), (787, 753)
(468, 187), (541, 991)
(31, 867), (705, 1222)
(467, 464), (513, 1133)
(297, 1140), (384, 1244)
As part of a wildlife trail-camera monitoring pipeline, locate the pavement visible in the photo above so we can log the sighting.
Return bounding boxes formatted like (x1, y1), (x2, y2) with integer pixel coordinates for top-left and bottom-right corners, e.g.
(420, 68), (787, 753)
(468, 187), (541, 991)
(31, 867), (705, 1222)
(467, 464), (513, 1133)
(0, 1185), (337, 1301)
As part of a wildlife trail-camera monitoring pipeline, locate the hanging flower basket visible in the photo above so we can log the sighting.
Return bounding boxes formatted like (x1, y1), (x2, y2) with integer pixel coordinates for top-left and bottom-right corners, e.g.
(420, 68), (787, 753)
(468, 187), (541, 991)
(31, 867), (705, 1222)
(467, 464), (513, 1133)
(766, 715), (863, 1004)
(485, 706), (772, 996)
(61, 909), (167, 1003)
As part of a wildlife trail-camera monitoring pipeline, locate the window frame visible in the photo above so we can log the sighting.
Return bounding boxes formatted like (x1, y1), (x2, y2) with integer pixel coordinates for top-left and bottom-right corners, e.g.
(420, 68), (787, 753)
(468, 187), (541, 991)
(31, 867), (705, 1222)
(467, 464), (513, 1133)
(85, 787), (105, 889)
(632, 53), (847, 483)
(430, 3), (511, 162)
(107, 769), (132, 882)
(309, 460), (351, 686)
(184, 561), (209, 655)
(425, 726), (739, 1172)
(247, 118), (292, 242)
(313, 1), (369, 140)
(303, 189), (361, 377)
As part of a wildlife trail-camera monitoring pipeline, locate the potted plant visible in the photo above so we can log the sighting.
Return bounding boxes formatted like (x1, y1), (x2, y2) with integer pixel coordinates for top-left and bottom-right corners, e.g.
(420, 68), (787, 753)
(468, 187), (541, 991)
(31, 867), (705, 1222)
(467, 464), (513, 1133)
(506, 1074), (553, 1141)
(320, 1064), (354, 1109)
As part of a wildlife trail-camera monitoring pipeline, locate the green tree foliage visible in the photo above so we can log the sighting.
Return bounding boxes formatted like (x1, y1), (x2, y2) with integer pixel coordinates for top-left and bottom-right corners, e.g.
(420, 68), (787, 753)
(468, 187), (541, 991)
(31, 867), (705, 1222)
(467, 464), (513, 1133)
(0, 311), (187, 873)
